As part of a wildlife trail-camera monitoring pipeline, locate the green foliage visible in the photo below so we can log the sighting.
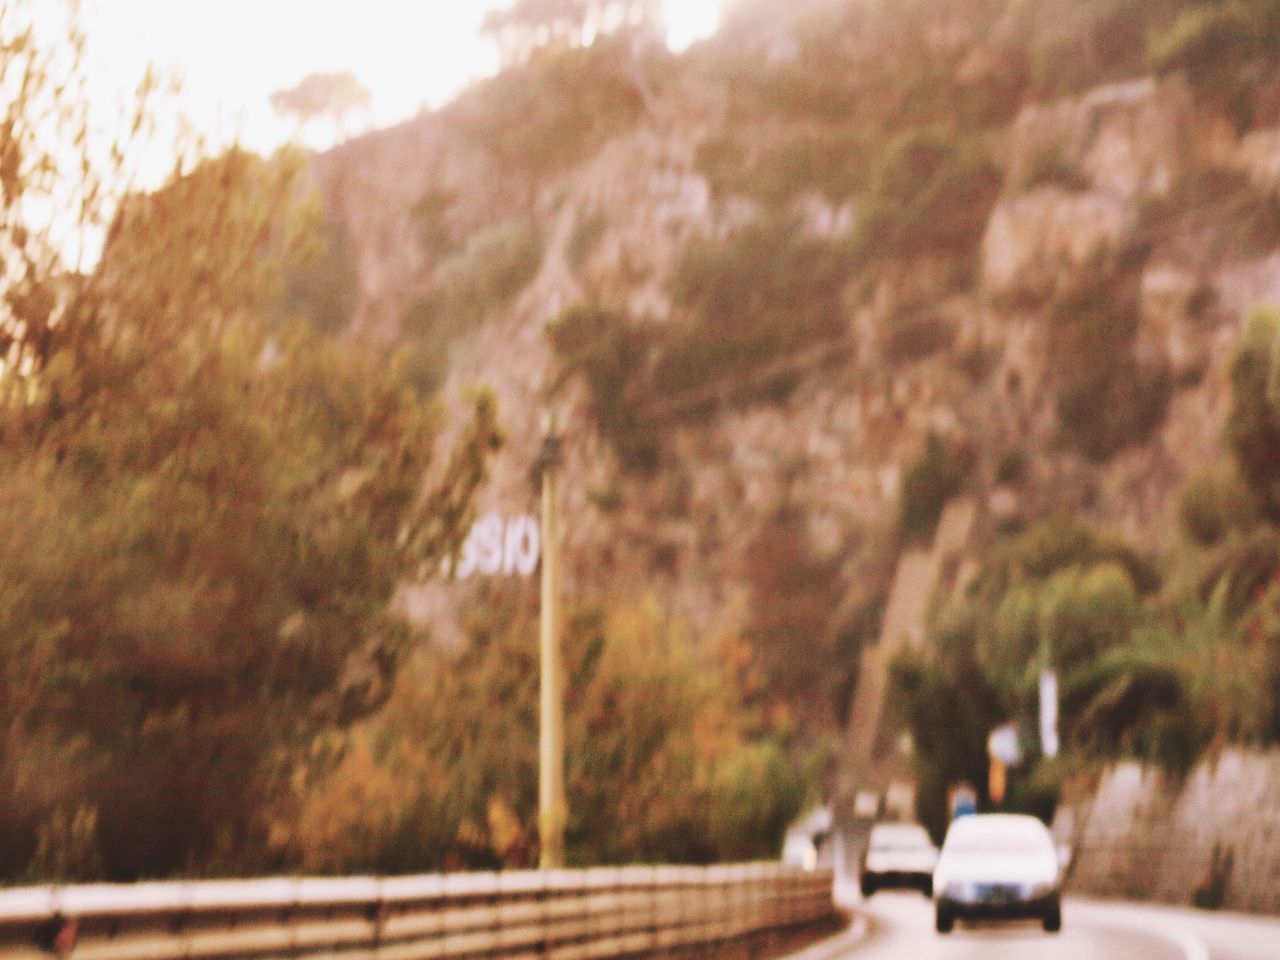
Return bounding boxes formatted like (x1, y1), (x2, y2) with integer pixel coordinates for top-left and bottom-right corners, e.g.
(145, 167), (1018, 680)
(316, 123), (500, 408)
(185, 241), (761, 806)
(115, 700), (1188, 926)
(0, 302), (500, 881)
(717, 0), (1020, 132)
(273, 202), (358, 335)
(1149, 0), (1280, 127)
(0, 10), (499, 880)
(1066, 583), (1269, 770)
(1040, 565), (1141, 673)
(1014, 0), (1195, 98)
(1139, 168), (1280, 266)
(996, 449), (1030, 485)
(976, 561), (1140, 716)
(661, 213), (854, 407)
(1243, 579), (1280, 740)
(283, 600), (807, 871)
(1225, 306), (1280, 522)
(26, 805), (104, 883)
(1021, 144), (1091, 193)
(1047, 255), (1172, 461)
(411, 188), (459, 257)
(696, 124), (871, 204)
(890, 613), (1006, 840)
(883, 307), (954, 364)
(550, 305), (660, 475)
(446, 38), (662, 175)
(402, 217), (543, 393)
(1179, 464), (1257, 546)
(974, 513), (1161, 598)
(898, 434), (973, 544)
(1198, 526), (1280, 616)
(859, 129), (1002, 259)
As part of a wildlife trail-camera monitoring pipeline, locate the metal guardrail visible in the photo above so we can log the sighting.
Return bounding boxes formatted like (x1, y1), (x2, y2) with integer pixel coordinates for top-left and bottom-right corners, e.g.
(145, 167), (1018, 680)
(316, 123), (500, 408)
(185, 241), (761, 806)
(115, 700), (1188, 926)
(0, 863), (838, 960)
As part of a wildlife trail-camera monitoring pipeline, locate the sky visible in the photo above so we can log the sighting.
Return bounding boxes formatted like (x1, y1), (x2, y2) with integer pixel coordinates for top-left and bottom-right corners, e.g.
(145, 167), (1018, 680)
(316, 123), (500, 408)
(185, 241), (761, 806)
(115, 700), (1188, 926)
(79, 0), (724, 155)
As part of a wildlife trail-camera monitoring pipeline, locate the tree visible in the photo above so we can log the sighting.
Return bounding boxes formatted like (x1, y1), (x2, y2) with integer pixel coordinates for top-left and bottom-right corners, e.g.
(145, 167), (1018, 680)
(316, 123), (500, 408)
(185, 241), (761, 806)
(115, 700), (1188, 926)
(482, 0), (665, 68)
(282, 598), (806, 872)
(1226, 306), (1280, 522)
(269, 72), (372, 145)
(0, 1), (498, 881)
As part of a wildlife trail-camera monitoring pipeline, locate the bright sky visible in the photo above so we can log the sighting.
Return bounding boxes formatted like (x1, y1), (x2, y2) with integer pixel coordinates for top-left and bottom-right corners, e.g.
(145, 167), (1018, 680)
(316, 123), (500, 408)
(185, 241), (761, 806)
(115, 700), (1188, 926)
(79, 1), (724, 155)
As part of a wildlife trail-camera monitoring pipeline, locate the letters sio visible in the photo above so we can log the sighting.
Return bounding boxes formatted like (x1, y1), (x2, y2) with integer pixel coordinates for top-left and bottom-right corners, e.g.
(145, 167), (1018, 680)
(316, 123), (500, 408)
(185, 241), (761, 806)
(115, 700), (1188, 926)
(452, 512), (541, 579)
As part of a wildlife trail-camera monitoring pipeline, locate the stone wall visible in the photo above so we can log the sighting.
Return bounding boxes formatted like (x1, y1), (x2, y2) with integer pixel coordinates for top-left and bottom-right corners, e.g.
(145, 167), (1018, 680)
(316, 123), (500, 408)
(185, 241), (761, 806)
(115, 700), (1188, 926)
(1057, 749), (1280, 914)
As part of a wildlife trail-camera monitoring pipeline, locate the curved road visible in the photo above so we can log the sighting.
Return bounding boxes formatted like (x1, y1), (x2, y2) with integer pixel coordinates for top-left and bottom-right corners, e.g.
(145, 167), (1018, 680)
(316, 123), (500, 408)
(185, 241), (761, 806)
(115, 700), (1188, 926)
(797, 891), (1280, 960)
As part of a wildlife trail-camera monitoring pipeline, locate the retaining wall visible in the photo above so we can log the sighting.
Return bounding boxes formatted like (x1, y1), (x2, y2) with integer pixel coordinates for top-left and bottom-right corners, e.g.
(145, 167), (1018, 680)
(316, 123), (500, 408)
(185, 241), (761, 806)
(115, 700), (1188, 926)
(1057, 748), (1280, 914)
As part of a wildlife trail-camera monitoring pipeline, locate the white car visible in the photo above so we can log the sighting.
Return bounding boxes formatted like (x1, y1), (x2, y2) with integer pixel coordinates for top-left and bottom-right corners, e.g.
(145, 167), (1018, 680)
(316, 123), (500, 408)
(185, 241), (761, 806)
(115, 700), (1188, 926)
(931, 813), (1062, 934)
(859, 822), (938, 897)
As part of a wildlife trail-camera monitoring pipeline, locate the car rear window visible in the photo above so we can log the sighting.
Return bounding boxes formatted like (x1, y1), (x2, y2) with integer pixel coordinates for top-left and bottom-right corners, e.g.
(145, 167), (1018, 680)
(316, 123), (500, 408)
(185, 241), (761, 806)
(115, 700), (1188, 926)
(870, 825), (932, 850)
(944, 820), (1053, 856)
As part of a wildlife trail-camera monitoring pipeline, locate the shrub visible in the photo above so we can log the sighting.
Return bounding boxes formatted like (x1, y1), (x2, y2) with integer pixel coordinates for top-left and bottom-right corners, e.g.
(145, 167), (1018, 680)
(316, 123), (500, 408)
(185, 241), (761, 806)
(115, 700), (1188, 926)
(884, 308), (954, 364)
(996, 449), (1030, 485)
(696, 124), (871, 204)
(1179, 464), (1258, 546)
(859, 130), (1001, 259)
(401, 218), (543, 392)
(1199, 527), (1280, 617)
(975, 513), (1162, 599)
(660, 213), (855, 407)
(274, 208), (358, 336)
(1226, 306), (1280, 520)
(1022, 144), (1091, 193)
(411, 189), (459, 257)
(898, 433), (974, 544)
(445, 38), (662, 175)
(1056, 362), (1172, 462)
(1021, 0), (1195, 98)
(1148, 1), (1280, 126)
(890, 621), (1006, 841)
(285, 599), (808, 871)
(1047, 257), (1172, 461)
(1139, 168), (1280, 265)
(549, 305), (660, 475)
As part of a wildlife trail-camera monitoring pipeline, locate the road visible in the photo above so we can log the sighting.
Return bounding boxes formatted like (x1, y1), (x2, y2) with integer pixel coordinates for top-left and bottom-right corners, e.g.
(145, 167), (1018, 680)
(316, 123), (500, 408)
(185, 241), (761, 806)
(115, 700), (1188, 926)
(798, 891), (1280, 960)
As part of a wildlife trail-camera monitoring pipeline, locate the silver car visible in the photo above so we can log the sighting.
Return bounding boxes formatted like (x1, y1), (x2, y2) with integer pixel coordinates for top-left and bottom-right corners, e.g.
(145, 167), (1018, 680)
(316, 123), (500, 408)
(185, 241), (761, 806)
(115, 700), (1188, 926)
(859, 822), (938, 897)
(931, 813), (1062, 934)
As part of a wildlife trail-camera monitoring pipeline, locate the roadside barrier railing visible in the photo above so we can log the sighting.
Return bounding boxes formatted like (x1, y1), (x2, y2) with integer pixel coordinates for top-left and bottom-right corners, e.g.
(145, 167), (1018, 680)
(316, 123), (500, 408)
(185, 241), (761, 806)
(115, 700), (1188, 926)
(0, 862), (839, 959)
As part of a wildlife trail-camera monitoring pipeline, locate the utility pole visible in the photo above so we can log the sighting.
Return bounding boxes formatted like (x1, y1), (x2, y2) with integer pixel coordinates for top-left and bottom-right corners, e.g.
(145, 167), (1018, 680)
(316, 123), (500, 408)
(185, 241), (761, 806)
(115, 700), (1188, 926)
(537, 413), (566, 869)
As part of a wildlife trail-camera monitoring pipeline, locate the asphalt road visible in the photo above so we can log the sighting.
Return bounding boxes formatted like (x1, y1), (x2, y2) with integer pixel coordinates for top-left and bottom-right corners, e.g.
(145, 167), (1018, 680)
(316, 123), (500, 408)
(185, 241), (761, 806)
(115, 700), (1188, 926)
(795, 891), (1280, 960)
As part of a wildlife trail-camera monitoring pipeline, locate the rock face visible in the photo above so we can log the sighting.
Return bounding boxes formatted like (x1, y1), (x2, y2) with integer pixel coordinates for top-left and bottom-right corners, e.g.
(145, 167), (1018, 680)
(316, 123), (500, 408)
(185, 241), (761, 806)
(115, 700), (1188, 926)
(311, 30), (1280, 741)
(982, 187), (1135, 301)
(1004, 77), (1224, 200)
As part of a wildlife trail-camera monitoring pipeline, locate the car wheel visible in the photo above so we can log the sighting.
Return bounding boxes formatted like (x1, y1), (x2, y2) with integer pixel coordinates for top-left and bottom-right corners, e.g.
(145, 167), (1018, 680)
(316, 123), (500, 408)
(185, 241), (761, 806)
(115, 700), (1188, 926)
(860, 875), (877, 898)
(1042, 900), (1062, 934)
(935, 907), (954, 934)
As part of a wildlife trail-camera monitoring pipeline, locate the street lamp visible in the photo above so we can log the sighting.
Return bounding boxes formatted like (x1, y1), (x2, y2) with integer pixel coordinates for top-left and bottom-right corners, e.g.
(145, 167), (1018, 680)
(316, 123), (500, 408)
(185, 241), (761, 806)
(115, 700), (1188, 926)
(534, 413), (565, 869)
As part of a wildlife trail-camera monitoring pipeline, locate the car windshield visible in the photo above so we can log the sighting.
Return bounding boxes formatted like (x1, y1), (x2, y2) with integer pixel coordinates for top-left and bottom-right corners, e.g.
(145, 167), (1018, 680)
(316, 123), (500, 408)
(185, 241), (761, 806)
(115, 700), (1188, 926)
(871, 825), (932, 851)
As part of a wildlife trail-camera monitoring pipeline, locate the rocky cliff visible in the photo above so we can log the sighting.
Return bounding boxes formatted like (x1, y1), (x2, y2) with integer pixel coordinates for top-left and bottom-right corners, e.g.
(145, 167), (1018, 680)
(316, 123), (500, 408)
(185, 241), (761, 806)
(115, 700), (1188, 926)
(298, 0), (1280, 745)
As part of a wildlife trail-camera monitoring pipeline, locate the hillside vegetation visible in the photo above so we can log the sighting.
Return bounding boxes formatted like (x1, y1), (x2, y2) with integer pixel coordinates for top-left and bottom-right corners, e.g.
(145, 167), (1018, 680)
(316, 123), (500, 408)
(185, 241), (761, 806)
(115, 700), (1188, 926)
(10, 0), (1280, 880)
(290, 0), (1280, 849)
